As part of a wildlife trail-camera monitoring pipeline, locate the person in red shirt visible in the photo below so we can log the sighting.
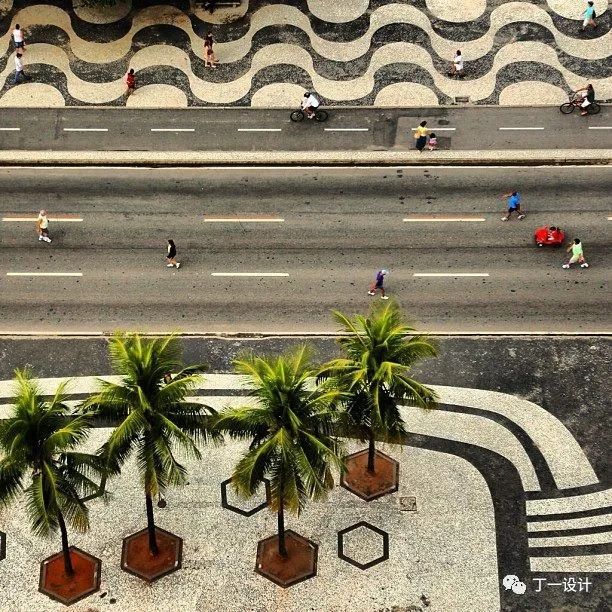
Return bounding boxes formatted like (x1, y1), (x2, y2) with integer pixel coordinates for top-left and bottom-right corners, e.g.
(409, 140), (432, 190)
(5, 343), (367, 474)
(125, 68), (136, 97)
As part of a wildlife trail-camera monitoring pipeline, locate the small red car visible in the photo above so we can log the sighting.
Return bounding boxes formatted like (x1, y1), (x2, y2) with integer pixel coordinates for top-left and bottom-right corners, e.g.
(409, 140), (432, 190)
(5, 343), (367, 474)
(534, 226), (565, 247)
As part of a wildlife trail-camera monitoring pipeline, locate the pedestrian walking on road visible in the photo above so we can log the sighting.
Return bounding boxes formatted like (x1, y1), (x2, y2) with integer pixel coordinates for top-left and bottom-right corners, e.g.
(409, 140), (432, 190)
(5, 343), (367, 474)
(204, 33), (218, 68)
(368, 269), (389, 299)
(563, 238), (589, 269)
(12, 24), (26, 53)
(14, 52), (27, 85)
(166, 239), (180, 268)
(580, 1), (597, 31)
(36, 210), (51, 243)
(501, 191), (525, 221)
(414, 121), (428, 153)
(125, 68), (136, 97)
(427, 132), (438, 151)
(450, 50), (464, 77)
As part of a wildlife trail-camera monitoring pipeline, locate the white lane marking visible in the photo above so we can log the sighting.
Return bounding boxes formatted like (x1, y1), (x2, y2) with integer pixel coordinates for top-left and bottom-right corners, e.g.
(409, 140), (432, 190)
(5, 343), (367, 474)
(237, 128), (282, 132)
(0, 127), (20, 131)
(151, 128), (195, 132)
(211, 272), (289, 277)
(588, 127), (612, 130)
(498, 127), (544, 131)
(324, 128), (369, 132)
(63, 128), (108, 132)
(204, 218), (284, 223)
(403, 217), (486, 222)
(2, 217), (83, 222)
(414, 273), (490, 277)
(7, 272), (83, 277)
(411, 128), (456, 131)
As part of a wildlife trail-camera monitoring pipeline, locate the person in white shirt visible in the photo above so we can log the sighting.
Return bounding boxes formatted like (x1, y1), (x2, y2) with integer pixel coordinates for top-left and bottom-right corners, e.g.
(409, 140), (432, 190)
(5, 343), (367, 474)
(301, 92), (320, 119)
(451, 50), (464, 77)
(37, 210), (51, 243)
(14, 53), (26, 84)
(12, 24), (26, 52)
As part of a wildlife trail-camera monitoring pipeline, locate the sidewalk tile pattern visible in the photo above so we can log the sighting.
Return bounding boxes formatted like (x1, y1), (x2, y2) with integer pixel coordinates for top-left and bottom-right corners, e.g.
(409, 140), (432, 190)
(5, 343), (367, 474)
(0, 0), (610, 107)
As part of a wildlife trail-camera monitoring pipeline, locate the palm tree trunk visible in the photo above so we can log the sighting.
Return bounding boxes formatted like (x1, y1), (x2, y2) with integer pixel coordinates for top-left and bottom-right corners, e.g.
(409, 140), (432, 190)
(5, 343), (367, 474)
(277, 499), (288, 558)
(367, 429), (376, 473)
(145, 493), (159, 556)
(57, 511), (74, 576)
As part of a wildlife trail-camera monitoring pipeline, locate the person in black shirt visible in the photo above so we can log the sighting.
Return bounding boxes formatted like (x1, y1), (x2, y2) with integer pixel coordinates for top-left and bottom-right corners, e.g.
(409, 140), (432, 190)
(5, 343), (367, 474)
(166, 239), (180, 268)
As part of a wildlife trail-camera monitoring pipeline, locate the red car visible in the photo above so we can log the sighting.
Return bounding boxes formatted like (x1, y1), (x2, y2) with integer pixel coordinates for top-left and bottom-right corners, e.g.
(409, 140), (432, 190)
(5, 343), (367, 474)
(534, 226), (565, 247)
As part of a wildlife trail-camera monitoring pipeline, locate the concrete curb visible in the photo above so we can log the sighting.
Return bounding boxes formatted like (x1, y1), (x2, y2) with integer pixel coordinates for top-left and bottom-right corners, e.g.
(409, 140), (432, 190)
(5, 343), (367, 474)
(0, 149), (610, 167)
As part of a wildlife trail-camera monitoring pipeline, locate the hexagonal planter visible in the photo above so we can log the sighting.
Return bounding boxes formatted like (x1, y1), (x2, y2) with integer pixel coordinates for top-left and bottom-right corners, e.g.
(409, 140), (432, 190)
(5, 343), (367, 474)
(341, 449), (399, 501)
(338, 521), (390, 570)
(39, 547), (101, 605)
(121, 527), (182, 583)
(255, 530), (318, 588)
(221, 477), (270, 517)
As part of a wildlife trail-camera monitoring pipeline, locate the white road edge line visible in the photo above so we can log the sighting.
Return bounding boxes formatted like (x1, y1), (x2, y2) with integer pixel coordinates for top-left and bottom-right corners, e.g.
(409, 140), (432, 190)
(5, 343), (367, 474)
(63, 128), (108, 132)
(498, 127), (544, 131)
(324, 128), (369, 132)
(7, 272), (83, 277)
(2, 217), (84, 222)
(211, 272), (289, 277)
(237, 128), (282, 132)
(414, 273), (490, 277)
(204, 218), (285, 223)
(403, 218), (486, 222)
(0, 127), (20, 131)
(151, 128), (195, 132)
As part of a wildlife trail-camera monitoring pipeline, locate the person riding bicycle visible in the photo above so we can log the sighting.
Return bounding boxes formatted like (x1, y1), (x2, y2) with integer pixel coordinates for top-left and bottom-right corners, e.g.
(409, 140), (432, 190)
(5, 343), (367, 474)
(301, 91), (320, 119)
(575, 84), (595, 116)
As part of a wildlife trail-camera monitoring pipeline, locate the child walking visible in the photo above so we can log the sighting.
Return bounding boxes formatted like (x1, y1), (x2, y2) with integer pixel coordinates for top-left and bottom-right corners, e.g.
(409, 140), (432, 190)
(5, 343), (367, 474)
(562, 238), (588, 269)
(166, 239), (180, 268)
(428, 133), (438, 151)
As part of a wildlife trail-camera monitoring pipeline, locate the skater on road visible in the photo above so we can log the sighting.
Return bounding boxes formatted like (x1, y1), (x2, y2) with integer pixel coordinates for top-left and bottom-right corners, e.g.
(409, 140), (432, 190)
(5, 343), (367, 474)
(562, 238), (589, 269)
(501, 191), (525, 221)
(166, 239), (180, 268)
(36, 210), (51, 243)
(368, 269), (389, 299)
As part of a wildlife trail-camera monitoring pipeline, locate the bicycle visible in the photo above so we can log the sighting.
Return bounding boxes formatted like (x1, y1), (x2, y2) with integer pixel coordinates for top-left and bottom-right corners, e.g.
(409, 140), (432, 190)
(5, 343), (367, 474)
(559, 92), (600, 115)
(290, 108), (329, 122)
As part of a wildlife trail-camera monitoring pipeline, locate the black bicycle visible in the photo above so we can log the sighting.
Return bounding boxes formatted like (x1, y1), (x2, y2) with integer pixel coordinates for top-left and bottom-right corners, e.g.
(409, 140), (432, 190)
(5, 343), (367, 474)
(290, 108), (329, 122)
(560, 92), (600, 115)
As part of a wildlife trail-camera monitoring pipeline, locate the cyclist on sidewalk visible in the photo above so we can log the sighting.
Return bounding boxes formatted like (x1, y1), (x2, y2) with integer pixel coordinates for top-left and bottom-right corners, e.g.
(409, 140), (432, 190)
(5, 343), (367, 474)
(501, 191), (525, 221)
(301, 92), (320, 119)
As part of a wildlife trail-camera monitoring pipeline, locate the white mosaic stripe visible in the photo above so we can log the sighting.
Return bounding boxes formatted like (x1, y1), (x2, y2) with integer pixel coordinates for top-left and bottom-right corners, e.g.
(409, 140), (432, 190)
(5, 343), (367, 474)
(530, 553), (612, 573)
(527, 514), (612, 532)
(526, 488), (612, 517)
(529, 531), (612, 548)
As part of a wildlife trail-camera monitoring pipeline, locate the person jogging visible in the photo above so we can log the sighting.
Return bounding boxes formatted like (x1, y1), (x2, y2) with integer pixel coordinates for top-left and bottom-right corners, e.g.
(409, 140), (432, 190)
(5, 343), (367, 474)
(368, 269), (389, 299)
(501, 191), (525, 221)
(166, 239), (180, 268)
(562, 238), (589, 269)
(36, 210), (51, 243)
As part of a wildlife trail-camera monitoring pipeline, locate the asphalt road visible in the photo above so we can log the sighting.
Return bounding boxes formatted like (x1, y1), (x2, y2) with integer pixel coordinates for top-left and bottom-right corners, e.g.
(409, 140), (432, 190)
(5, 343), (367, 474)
(0, 107), (611, 152)
(0, 165), (610, 333)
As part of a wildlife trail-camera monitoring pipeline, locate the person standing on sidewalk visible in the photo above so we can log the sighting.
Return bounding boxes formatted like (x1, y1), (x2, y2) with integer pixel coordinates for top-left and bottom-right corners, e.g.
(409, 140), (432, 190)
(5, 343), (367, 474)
(204, 33), (218, 68)
(368, 269), (389, 299)
(125, 68), (136, 98)
(36, 210), (51, 243)
(501, 191), (525, 221)
(166, 239), (180, 268)
(414, 121), (428, 153)
(12, 24), (26, 53)
(580, 1), (597, 31)
(14, 52), (27, 85)
(562, 238), (589, 268)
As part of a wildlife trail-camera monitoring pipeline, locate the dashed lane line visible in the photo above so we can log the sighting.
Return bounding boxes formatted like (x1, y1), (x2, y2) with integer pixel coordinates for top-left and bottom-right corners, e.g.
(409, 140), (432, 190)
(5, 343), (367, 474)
(204, 218), (284, 223)
(211, 272), (289, 277)
(2, 216), (83, 222)
(414, 273), (490, 277)
(588, 127), (612, 130)
(151, 128), (195, 132)
(237, 128), (282, 132)
(6, 272), (83, 277)
(0, 127), (20, 131)
(403, 217), (486, 222)
(324, 128), (369, 132)
(63, 128), (108, 132)
(411, 128), (456, 131)
(498, 127), (544, 131)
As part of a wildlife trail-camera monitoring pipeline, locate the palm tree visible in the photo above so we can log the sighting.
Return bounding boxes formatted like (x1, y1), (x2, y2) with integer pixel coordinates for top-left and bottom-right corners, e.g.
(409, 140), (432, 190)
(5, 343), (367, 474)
(318, 301), (438, 474)
(83, 333), (217, 556)
(0, 370), (103, 576)
(213, 346), (343, 557)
